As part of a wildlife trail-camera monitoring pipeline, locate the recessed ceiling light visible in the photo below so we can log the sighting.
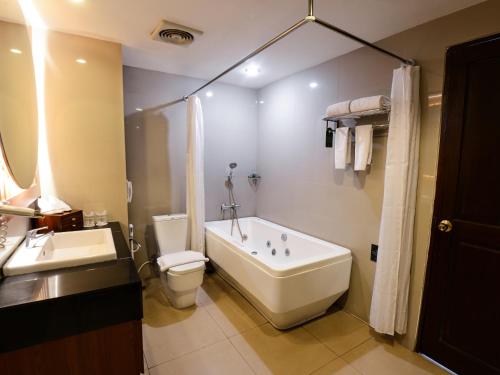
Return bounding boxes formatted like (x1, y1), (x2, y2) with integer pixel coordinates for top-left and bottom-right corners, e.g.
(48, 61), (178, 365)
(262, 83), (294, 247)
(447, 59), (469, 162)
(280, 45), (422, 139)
(9, 48), (22, 54)
(75, 58), (87, 64)
(206, 91), (213, 98)
(70, 0), (85, 4)
(135, 108), (143, 112)
(243, 64), (260, 77)
(259, 100), (265, 104)
(309, 82), (318, 89)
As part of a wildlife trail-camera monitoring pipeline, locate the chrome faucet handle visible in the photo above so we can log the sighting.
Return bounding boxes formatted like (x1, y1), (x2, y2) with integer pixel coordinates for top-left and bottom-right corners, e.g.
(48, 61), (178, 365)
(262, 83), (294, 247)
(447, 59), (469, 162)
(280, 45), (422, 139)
(27, 226), (49, 237)
(26, 226), (50, 248)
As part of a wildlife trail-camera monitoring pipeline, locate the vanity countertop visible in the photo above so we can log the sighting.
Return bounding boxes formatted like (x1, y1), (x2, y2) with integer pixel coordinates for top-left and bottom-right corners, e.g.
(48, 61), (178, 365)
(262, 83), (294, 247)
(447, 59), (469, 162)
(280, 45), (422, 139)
(0, 222), (143, 353)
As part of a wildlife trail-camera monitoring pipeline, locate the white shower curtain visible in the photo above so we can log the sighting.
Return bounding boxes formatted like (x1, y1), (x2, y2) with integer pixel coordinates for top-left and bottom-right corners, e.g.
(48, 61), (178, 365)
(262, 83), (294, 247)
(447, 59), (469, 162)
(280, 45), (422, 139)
(369, 65), (420, 335)
(186, 95), (206, 254)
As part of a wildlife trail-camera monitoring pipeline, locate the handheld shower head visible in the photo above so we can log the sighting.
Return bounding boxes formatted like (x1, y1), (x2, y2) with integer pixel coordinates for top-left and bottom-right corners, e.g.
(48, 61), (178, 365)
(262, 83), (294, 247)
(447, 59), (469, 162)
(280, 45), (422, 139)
(227, 162), (238, 184)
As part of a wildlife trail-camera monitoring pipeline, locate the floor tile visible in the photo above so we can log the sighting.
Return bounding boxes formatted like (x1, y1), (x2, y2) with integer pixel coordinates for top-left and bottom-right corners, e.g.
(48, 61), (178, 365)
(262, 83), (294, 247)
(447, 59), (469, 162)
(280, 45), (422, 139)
(205, 288), (267, 337)
(149, 340), (254, 375)
(342, 338), (449, 375)
(310, 358), (361, 375)
(143, 275), (446, 375)
(196, 273), (232, 307)
(303, 311), (372, 355)
(142, 279), (226, 367)
(230, 323), (336, 375)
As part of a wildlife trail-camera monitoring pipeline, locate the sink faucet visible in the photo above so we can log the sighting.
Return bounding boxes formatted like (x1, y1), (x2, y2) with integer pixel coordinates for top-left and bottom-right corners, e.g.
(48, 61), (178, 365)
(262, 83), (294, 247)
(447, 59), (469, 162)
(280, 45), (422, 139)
(26, 227), (54, 248)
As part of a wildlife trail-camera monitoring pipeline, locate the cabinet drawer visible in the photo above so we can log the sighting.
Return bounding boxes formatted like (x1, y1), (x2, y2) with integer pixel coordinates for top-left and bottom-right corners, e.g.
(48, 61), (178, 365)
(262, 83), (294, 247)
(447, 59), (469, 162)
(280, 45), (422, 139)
(60, 212), (83, 231)
(61, 211), (83, 225)
(61, 218), (83, 231)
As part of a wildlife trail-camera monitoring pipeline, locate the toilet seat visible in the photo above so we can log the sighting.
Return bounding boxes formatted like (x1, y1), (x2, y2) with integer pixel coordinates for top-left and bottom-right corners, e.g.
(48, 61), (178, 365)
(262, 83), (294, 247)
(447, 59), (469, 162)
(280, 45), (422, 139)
(169, 261), (205, 275)
(157, 250), (207, 275)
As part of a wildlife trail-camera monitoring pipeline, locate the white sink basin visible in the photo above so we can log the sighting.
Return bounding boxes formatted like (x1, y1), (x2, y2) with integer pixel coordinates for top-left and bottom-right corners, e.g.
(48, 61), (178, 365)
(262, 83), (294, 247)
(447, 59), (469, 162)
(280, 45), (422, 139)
(3, 228), (117, 276)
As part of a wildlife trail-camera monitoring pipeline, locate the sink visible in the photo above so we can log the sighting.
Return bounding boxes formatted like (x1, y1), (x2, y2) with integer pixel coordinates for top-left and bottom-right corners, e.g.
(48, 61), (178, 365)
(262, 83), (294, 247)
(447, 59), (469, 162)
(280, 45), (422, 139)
(3, 228), (117, 276)
(0, 235), (24, 270)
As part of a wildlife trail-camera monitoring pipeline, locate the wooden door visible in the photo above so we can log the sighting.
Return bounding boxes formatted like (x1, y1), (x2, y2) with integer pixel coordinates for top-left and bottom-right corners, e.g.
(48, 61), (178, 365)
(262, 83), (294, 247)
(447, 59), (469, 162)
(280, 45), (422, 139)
(419, 33), (500, 375)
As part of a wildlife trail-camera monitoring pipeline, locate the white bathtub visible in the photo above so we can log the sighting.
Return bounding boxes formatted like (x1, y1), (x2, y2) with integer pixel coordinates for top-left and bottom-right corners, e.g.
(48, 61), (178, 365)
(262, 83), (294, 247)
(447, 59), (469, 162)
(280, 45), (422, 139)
(205, 217), (352, 329)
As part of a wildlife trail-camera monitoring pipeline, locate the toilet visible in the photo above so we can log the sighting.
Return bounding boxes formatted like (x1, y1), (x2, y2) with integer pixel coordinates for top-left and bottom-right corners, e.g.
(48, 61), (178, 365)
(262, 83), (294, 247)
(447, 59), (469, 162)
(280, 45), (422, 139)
(152, 214), (206, 309)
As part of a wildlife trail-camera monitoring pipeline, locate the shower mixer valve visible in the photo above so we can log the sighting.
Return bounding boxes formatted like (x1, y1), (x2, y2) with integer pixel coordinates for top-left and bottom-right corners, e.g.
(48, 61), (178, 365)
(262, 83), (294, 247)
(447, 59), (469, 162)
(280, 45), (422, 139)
(221, 203), (240, 211)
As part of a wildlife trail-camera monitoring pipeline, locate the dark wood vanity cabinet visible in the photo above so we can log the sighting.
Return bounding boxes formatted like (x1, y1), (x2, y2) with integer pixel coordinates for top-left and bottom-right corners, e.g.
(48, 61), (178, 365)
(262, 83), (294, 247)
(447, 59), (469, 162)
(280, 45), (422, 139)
(0, 320), (143, 375)
(0, 222), (143, 375)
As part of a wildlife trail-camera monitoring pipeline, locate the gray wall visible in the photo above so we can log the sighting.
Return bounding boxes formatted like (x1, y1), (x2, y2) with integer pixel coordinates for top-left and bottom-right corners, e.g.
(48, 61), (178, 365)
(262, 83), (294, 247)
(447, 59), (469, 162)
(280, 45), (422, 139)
(256, 0), (500, 349)
(124, 67), (258, 269)
(256, 48), (395, 322)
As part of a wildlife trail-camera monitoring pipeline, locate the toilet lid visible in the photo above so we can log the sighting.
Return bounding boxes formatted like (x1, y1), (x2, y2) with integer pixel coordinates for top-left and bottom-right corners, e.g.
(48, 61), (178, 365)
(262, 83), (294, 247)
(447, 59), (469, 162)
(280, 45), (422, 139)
(169, 261), (206, 275)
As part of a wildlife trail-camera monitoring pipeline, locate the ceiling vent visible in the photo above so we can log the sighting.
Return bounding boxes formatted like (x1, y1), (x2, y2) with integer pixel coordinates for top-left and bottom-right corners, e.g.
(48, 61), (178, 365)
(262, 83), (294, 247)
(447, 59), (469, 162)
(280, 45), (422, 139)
(151, 20), (203, 46)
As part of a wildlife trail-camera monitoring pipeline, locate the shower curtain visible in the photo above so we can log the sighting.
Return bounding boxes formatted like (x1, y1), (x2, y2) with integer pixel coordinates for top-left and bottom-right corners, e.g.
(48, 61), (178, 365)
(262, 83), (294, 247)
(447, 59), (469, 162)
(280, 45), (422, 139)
(369, 65), (421, 335)
(186, 95), (206, 254)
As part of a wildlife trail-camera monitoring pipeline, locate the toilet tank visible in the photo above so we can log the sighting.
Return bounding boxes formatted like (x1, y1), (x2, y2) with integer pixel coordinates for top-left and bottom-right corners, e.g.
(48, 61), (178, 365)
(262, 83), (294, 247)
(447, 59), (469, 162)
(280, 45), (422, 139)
(152, 214), (188, 255)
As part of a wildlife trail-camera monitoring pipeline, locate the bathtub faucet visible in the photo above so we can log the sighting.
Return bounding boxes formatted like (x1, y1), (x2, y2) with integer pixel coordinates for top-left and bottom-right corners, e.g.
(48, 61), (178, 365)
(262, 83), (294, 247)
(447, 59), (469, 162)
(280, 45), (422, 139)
(221, 203), (240, 212)
(221, 203), (240, 219)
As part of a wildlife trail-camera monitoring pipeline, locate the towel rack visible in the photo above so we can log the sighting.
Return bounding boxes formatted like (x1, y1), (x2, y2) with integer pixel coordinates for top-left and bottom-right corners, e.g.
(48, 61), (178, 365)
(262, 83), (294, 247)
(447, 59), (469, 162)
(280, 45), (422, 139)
(323, 107), (390, 126)
(323, 107), (390, 147)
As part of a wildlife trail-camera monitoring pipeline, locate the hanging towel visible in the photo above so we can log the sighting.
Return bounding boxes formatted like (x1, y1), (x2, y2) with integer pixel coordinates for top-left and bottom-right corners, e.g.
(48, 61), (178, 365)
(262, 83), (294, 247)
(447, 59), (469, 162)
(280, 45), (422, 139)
(334, 127), (351, 169)
(369, 65), (421, 336)
(354, 125), (373, 171)
(350, 95), (390, 113)
(186, 96), (206, 254)
(157, 251), (209, 272)
(326, 100), (351, 117)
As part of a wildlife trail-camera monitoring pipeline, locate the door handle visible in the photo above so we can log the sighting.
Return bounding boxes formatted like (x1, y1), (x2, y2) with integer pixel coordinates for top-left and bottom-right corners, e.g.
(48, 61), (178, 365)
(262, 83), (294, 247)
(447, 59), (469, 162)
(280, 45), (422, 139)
(438, 219), (453, 232)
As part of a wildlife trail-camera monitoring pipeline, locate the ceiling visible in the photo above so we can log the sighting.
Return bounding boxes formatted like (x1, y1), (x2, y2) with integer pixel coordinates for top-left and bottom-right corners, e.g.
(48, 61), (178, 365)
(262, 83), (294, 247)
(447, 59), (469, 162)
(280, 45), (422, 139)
(0, 0), (485, 88)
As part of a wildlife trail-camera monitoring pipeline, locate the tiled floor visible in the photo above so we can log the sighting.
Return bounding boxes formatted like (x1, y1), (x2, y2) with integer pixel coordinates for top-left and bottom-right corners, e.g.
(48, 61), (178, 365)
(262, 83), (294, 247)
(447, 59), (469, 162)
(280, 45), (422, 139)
(142, 273), (449, 375)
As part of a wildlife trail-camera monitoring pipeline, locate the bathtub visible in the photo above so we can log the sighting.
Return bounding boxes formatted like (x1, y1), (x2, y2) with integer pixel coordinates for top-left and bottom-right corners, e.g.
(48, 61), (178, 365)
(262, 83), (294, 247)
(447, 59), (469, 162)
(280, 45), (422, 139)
(205, 217), (352, 329)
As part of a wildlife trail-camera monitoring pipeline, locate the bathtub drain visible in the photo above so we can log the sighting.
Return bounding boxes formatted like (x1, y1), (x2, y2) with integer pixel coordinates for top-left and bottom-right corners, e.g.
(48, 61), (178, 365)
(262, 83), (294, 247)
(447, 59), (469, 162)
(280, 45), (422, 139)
(251, 251), (258, 255)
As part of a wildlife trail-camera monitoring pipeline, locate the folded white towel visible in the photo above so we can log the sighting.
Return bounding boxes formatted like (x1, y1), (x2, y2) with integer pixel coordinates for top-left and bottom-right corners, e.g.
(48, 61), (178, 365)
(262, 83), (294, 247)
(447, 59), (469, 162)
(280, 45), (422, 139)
(354, 125), (373, 171)
(350, 95), (390, 113)
(157, 250), (208, 272)
(334, 127), (352, 170)
(326, 100), (351, 117)
(37, 195), (72, 215)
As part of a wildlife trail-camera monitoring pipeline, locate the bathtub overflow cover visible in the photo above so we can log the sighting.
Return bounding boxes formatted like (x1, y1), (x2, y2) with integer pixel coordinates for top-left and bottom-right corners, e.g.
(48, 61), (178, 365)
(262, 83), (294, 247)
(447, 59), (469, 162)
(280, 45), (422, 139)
(251, 251), (258, 255)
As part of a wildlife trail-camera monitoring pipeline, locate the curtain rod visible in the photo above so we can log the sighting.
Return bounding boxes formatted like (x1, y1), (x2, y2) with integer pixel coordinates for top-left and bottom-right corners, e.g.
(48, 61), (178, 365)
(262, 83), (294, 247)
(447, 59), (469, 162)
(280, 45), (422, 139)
(173, 0), (414, 103)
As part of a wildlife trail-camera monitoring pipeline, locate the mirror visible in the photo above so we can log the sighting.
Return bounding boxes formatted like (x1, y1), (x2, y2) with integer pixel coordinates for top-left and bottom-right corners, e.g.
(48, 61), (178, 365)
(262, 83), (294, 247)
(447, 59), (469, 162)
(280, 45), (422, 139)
(0, 20), (38, 189)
